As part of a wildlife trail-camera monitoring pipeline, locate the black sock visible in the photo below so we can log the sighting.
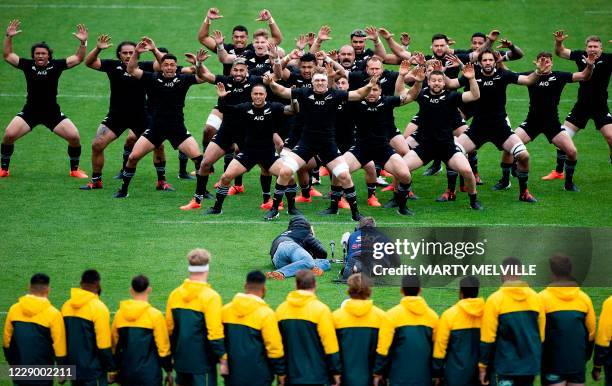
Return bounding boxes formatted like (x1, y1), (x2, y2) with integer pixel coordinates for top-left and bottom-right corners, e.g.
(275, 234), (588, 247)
(469, 192), (478, 204)
(122, 146), (132, 170)
(260, 175), (272, 203)
(214, 185), (229, 210)
(300, 183), (311, 198)
(68, 145), (81, 171)
(517, 170), (528, 193)
(555, 149), (566, 173)
(329, 185), (342, 210)
(375, 164), (381, 177)
(92, 172), (102, 182)
(194, 173), (209, 203)
(286, 183), (298, 210)
(367, 183), (377, 198)
(468, 152), (478, 174)
(565, 159), (577, 186)
(430, 159), (442, 171)
(272, 183), (287, 210)
(397, 182), (411, 210)
(500, 162), (512, 184)
(1, 143), (14, 170)
(235, 174), (243, 186)
(311, 167), (320, 182)
(223, 153), (233, 172)
(447, 169), (458, 191)
(459, 175), (465, 189)
(344, 186), (359, 215)
(191, 155), (203, 171)
(154, 161), (166, 181)
(178, 152), (188, 174)
(120, 167), (136, 193)
(202, 138), (210, 153)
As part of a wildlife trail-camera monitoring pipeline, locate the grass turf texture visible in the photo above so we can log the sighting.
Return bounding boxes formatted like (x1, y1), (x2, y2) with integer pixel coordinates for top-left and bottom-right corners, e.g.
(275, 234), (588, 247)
(0, 0), (610, 382)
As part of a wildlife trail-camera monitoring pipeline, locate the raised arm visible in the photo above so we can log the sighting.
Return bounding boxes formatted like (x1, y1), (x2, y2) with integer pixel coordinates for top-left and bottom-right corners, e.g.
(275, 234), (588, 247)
(553, 30), (571, 59)
(365, 26), (389, 61)
(461, 63), (480, 102)
(85, 34), (112, 70)
(268, 43), (290, 80)
(127, 41), (147, 79)
(194, 48), (212, 84)
(497, 39), (524, 61)
(348, 75), (378, 101)
(197, 8), (223, 50)
(468, 29), (499, 62)
(3, 19), (21, 67)
(377, 28), (409, 64)
(572, 52), (596, 81)
(309, 25), (331, 54)
(213, 31), (236, 64)
(517, 58), (547, 86)
(263, 73), (292, 100)
(397, 62), (423, 105)
(66, 24), (88, 68)
(257, 9), (283, 45)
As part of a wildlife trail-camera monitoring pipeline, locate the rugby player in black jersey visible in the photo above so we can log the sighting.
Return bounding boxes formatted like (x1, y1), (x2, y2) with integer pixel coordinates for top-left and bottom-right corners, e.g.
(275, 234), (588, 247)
(112, 43), (208, 198)
(1, 20), (89, 179)
(543, 31), (612, 179)
(204, 83), (297, 215)
(495, 52), (595, 192)
(403, 63), (483, 210)
(447, 50), (543, 203)
(265, 68), (379, 221)
(180, 57), (265, 210)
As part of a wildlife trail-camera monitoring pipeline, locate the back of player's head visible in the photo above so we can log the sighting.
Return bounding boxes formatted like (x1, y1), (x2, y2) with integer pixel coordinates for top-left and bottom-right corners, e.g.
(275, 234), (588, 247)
(537, 51), (553, 60)
(115, 41), (137, 59)
(350, 29), (367, 39)
(31, 42), (53, 60)
(253, 29), (269, 39)
(30, 273), (50, 293)
(471, 32), (486, 40)
(401, 275), (421, 296)
(460, 275), (480, 298)
(585, 35), (601, 45)
(81, 269), (101, 285)
(187, 248), (211, 270)
(300, 53), (317, 64)
(160, 54), (177, 63)
(478, 49), (495, 62)
(431, 33), (448, 43)
(502, 256), (522, 268)
(296, 269), (316, 290)
(347, 273), (372, 299)
(245, 270), (266, 291)
(131, 274), (149, 293)
(549, 255), (573, 280)
(358, 216), (376, 229)
(158, 47), (169, 54)
(233, 25), (248, 35)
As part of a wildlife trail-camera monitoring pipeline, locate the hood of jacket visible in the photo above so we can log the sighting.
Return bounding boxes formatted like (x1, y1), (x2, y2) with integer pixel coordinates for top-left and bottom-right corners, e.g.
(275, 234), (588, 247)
(400, 296), (428, 315)
(118, 299), (150, 321)
(178, 279), (211, 302)
(343, 299), (373, 317)
(457, 297), (485, 317)
(230, 293), (267, 317)
(19, 294), (51, 317)
(68, 288), (98, 309)
(286, 290), (317, 307)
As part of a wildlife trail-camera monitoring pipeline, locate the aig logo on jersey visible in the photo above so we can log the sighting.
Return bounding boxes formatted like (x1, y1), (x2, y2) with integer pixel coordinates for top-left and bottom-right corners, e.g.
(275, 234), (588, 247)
(483, 80), (494, 86)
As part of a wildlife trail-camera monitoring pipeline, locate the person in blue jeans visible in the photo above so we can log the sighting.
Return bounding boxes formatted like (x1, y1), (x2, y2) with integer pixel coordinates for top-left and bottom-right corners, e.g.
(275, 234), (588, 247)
(267, 216), (330, 279)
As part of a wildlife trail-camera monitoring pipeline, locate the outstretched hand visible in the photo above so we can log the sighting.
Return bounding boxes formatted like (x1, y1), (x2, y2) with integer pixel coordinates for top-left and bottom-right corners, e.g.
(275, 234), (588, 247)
(325, 62), (335, 77)
(268, 43), (279, 59)
(135, 40), (149, 53)
(140, 36), (156, 51)
(256, 9), (272, 22)
(315, 50), (326, 62)
(212, 30), (224, 46)
(318, 25), (332, 41)
(398, 59), (411, 76)
(196, 48), (210, 63)
(216, 82), (229, 98)
(584, 52), (597, 66)
(411, 65), (426, 82)
(378, 27), (393, 40)
(184, 53), (196, 65)
(497, 39), (513, 49)
(295, 34), (307, 50)
(364, 26), (378, 41)
(73, 24), (88, 42)
(6, 19), (21, 38)
(400, 32), (411, 46)
(411, 51), (426, 66)
(553, 30), (568, 43)
(207, 7), (222, 20)
(487, 29), (500, 42)
(444, 53), (463, 68)
(263, 73), (274, 85)
(462, 63), (475, 79)
(96, 34), (112, 50)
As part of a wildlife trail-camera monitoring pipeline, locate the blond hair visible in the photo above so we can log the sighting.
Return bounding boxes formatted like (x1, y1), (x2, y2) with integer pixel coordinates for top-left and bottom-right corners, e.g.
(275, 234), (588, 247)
(187, 248), (211, 266)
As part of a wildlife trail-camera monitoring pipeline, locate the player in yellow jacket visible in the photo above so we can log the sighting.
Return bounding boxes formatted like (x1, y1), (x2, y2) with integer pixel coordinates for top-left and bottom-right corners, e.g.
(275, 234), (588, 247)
(276, 269), (341, 385)
(222, 270), (285, 386)
(166, 249), (225, 386)
(374, 275), (439, 386)
(538, 255), (596, 386)
(593, 296), (612, 384)
(333, 273), (387, 386)
(61, 269), (116, 385)
(433, 276), (484, 386)
(3, 273), (67, 383)
(111, 275), (172, 386)
(479, 257), (546, 386)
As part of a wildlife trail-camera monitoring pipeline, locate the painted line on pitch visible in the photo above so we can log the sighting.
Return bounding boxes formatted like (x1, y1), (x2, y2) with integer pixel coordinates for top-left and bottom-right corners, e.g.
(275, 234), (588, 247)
(584, 10), (612, 14)
(154, 220), (581, 227)
(0, 4), (186, 9)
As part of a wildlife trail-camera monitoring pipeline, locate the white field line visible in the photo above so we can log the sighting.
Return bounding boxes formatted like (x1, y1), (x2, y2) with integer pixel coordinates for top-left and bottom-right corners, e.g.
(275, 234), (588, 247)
(0, 4), (186, 9)
(154, 219), (581, 227)
(584, 10), (612, 14)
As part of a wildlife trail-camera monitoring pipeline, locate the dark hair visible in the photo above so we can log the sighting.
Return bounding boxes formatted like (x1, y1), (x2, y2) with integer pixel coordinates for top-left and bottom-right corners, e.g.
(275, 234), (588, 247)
(246, 270), (266, 285)
(296, 269), (316, 290)
(158, 47), (169, 54)
(300, 53), (317, 63)
(131, 274), (149, 293)
(460, 275), (480, 298)
(232, 25), (248, 34)
(358, 216), (376, 229)
(537, 51), (553, 60)
(549, 255), (572, 279)
(429, 70), (445, 77)
(30, 273), (50, 286)
(160, 54), (177, 63)
(81, 269), (101, 285)
(350, 29), (367, 38)
(252, 83), (267, 92)
(31, 42), (53, 60)
(471, 32), (486, 40)
(431, 33), (448, 43)
(401, 275), (420, 296)
(478, 49), (495, 62)
(115, 41), (137, 59)
(501, 256), (522, 272)
(347, 273), (372, 299)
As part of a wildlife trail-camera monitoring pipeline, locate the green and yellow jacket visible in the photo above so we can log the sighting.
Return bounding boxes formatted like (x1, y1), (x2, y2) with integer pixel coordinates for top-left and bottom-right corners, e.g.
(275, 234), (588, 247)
(165, 279), (225, 374)
(479, 282), (545, 377)
(111, 299), (172, 385)
(433, 297), (484, 386)
(3, 295), (66, 366)
(276, 290), (341, 385)
(333, 298), (386, 386)
(594, 296), (612, 378)
(538, 286), (596, 375)
(61, 288), (115, 380)
(374, 296), (438, 386)
(222, 293), (285, 386)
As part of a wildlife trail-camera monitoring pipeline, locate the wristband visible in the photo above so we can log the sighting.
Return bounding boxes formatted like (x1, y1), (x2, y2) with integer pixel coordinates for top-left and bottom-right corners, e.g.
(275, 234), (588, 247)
(324, 56), (332, 63)
(81, 40), (88, 47)
(274, 58), (281, 65)
(403, 44), (410, 50)
(204, 17), (210, 25)
(217, 44), (225, 51)
(268, 17), (276, 25)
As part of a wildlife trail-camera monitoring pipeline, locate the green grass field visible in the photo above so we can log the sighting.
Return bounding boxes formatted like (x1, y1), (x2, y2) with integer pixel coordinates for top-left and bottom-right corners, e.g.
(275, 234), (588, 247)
(0, 0), (611, 384)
